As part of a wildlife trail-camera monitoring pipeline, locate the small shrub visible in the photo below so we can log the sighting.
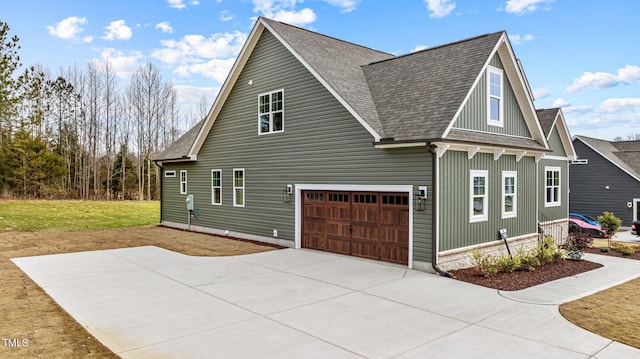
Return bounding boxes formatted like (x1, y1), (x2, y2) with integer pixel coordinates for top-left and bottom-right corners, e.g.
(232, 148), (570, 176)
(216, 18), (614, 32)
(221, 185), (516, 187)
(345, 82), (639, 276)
(598, 211), (622, 235)
(565, 232), (593, 259)
(599, 247), (610, 252)
(471, 249), (499, 277)
(619, 246), (635, 256)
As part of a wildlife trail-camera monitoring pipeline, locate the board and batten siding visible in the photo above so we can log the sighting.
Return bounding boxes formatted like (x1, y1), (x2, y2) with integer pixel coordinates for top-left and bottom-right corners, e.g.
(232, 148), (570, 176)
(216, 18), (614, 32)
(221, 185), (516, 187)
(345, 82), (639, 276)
(453, 54), (530, 138)
(161, 30), (434, 262)
(546, 126), (567, 157)
(438, 150), (537, 251)
(538, 158), (568, 221)
(570, 140), (640, 225)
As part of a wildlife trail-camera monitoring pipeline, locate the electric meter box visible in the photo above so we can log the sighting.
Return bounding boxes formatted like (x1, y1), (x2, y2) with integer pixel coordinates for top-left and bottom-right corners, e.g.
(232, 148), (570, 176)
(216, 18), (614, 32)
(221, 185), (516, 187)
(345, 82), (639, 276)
(186, 195), (194, 210)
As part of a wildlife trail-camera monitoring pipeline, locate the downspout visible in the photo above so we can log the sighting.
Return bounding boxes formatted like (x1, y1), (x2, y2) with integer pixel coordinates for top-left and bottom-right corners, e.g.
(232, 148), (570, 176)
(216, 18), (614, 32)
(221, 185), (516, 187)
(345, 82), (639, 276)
(155, 160), (164, 224)
(429, 144), (453, 278)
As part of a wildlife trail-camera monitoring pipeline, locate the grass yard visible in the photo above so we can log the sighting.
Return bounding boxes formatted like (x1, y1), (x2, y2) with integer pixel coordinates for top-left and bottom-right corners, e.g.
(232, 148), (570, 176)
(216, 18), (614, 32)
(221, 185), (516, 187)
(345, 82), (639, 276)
(0, 200), (278, 358)
(0, 200), (160, 231)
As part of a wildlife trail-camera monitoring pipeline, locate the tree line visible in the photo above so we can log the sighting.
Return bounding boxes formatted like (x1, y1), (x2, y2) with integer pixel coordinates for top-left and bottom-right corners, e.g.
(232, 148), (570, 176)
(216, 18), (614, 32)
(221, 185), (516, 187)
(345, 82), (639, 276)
(0, 21), (204, 200)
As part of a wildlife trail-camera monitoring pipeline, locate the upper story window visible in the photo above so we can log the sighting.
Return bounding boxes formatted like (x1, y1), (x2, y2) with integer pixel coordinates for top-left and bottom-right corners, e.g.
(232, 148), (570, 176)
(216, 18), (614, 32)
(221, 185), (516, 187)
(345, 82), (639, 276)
(258, 89), (284, 135)
(164, 170), (176, 177)
(470, 170), (488, 223)
(180, 170), (187, 194)
(502, 171), (517, 218)
(487, 67), (503, 127)
(545, 167), (561, 207)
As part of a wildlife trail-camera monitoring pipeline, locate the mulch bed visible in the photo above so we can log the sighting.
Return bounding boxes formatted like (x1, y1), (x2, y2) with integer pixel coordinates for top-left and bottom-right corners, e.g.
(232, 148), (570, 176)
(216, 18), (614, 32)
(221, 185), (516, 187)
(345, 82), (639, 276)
(584, 246), (640, 260)
(450, 259), (603, 291)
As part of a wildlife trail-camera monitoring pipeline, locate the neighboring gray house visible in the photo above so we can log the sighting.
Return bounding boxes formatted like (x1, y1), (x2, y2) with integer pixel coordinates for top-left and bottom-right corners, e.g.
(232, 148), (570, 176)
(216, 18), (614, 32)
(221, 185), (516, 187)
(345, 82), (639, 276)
(155, 17), (567, 271)
(536, 108), (577, 240)
(570, 136), (640, 225)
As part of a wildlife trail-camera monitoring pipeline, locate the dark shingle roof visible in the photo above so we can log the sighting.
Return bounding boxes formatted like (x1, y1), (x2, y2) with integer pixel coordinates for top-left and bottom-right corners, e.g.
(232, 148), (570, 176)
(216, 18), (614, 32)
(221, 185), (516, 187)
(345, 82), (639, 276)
(536, 108), (559, 137)
(153, 119), (204, 161)
(262, 18), (395, 137)
(363, 32), (504, 141)
(575, 135), (640, 181)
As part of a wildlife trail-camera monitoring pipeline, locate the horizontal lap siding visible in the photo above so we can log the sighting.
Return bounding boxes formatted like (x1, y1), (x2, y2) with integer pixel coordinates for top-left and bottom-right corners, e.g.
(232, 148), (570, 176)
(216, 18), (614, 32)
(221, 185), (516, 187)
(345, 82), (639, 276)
(570, 141), (640, 225)
(162, 31), (433, 262)
(439, 151), (536, 251)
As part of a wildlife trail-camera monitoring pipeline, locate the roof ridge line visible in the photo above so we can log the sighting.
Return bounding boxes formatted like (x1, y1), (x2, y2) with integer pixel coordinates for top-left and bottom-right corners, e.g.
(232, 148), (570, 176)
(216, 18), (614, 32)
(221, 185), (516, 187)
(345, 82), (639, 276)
(367, 30), (506, 66)
(260, 16), (394, 57)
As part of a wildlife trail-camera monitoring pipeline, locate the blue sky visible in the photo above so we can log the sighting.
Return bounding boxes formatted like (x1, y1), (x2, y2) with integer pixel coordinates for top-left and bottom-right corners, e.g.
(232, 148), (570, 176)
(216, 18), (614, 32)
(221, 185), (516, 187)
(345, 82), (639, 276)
(2, 0), (639, 140)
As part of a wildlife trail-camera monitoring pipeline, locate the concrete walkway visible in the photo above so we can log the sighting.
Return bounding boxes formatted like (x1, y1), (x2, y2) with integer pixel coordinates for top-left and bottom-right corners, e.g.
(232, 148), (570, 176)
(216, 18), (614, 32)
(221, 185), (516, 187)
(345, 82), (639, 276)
(12, 248), (640, 358)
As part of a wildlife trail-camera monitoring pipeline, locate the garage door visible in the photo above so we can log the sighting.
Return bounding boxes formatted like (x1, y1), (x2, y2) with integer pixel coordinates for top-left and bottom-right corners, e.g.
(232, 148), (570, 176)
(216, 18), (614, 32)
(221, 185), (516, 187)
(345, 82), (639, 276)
(302, 191), (409, 265)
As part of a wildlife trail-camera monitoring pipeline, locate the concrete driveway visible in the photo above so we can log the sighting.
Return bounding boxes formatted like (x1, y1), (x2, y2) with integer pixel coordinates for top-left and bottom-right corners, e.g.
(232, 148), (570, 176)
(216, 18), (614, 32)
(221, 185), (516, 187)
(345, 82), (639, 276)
(13, 247), (640, 358)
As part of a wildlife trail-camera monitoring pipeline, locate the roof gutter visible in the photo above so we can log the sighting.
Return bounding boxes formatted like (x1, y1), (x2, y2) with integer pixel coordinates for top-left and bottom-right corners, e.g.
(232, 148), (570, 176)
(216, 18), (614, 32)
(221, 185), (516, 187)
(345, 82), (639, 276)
(429, 144), (453, 278)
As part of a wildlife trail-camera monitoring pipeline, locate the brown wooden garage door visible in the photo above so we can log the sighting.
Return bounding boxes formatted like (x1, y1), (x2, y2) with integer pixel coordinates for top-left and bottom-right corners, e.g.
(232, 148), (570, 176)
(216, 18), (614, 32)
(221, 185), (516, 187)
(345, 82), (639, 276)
(302, 191), (409, 265)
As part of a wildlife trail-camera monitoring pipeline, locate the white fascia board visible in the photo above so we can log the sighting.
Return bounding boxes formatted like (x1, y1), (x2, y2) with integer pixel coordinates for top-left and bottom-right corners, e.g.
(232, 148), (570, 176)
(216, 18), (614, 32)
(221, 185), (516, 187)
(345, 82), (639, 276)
(575, 137), (640, 183)
(554, 110), (578, 161)
(496, 34), (548, 149)
(262, 21), (382, 142)
(188, 21), (266, 157)
(374, 142), (427, 149)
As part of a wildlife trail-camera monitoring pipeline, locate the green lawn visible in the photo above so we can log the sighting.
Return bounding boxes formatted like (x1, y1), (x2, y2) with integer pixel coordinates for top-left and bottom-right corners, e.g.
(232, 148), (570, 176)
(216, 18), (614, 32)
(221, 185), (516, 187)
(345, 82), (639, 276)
(0, 200), (160, 231)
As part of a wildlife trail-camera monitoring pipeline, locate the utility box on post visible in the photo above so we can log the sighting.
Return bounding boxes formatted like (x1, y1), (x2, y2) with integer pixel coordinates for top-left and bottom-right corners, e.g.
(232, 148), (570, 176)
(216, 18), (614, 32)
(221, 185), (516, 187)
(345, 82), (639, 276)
(186, 195), (194, 211)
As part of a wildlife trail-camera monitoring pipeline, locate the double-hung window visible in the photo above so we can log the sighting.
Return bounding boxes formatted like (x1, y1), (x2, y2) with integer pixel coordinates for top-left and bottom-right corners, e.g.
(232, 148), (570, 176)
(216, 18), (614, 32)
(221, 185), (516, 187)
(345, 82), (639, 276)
(487, 67), (503, 127)
(502, 171), (517, 218)
(211, 170), (222, 205)
(470, 170), (488, 222)
(233, 169), (245, 207)
(258, 90), (284, 134)
(545, 167), (561, 207)
(180, 170), (187, 194)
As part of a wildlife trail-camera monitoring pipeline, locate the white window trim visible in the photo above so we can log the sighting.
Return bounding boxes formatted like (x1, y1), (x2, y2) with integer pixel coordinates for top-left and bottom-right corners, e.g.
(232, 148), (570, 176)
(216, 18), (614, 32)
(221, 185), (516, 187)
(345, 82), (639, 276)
(180, 170), (187, 194)
(487, 66), (504, 127)
(211, 169), (222, 205)
(544, 166), (561, 207)
(257, 89), (284, 135)
(165, 170), (176, 177)
(470, 170), (488, 223)
(501, 171), (517, 219)
(233, 168), (245, 207)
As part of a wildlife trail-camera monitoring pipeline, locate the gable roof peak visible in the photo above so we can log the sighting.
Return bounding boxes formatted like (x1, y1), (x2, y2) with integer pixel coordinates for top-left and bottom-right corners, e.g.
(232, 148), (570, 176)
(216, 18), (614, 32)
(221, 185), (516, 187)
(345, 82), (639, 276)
(259, 17), (393, 59)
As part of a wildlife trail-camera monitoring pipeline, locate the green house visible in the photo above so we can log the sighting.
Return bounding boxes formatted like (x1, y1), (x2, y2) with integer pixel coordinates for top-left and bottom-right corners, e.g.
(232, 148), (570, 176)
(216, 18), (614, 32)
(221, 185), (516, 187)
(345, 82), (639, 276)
(154, 17), (576, 272)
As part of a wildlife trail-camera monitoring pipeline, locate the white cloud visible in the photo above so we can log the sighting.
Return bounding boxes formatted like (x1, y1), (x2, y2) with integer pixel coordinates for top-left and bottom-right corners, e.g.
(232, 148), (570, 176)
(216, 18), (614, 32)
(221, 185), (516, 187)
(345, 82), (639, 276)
(322, 0), (361, 13)
(103, 20), (132, 41)
(562, 105), (592, 114)
(220, 10), (234, 22)
(174, 85), (218, 105)
(99, 48), (142, 79)
(412, 45), (429, 52)
(532, 87), (549, 99)
(252, 0), (317, 26)
(508, 33), (534, 45)
(168, 0), (186, 8)
(567, 65), (640, 93)
(552, 98), (570, 108)
(599, 98), (640, 113)
(155, 21), (173, 34)
(47, 16), (87, 40)
(83, 36), (94, 43)
(174, 58), (236, 83)
(151, 31), (247, 65)
(423, 0), (456, 18)
(271, 8), (317, 26)
(504, 0), (554, 15)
